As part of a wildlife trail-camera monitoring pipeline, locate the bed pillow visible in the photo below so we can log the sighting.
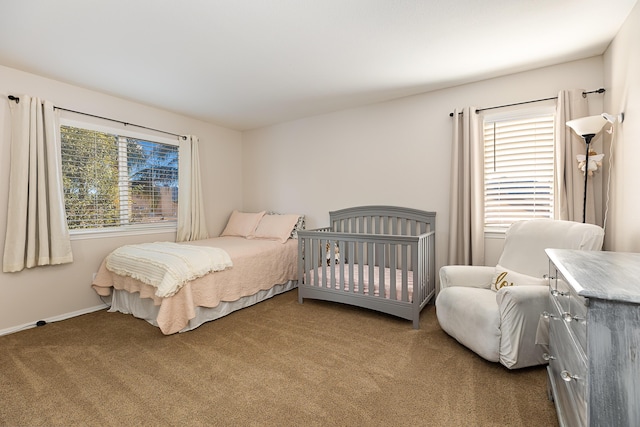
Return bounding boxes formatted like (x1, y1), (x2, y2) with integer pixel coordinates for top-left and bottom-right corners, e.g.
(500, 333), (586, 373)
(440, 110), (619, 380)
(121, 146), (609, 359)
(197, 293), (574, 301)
(267, 211), (305, 238)
(220, 210), (265, 238)
(290, 215), (306, 239)
(490, 264), (548, 292)
(251, 214), (301, 243)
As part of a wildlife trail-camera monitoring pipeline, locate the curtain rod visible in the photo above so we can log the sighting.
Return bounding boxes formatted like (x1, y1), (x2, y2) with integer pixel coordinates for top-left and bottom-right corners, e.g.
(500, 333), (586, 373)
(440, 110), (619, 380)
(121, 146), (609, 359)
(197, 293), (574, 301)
(448, 88), (606, 117)
(7, 95), (187, 140)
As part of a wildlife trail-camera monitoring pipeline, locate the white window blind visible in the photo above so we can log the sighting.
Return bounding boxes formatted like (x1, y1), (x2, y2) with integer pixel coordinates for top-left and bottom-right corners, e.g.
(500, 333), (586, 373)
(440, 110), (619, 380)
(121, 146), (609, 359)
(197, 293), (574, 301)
(61, 125), (179, 231)
(483, 113), (555, 232)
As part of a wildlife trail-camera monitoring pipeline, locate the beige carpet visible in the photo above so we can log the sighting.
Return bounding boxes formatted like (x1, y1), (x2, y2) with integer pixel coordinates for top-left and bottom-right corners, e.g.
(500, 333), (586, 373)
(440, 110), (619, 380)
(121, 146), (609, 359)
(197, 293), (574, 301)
(0, 290), (558, 426)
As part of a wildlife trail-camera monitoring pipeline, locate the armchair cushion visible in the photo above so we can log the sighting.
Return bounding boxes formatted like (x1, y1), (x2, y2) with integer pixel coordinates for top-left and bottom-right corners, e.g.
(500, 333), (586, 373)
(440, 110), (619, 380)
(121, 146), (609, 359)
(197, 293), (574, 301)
(436, 283), (552, 369)
(435, 287), (501, 362)
(489, 265), (548, 292)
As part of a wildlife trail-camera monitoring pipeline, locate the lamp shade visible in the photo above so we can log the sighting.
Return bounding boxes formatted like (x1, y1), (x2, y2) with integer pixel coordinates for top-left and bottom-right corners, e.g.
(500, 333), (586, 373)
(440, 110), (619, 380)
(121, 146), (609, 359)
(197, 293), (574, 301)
(566, 115), (607, 137)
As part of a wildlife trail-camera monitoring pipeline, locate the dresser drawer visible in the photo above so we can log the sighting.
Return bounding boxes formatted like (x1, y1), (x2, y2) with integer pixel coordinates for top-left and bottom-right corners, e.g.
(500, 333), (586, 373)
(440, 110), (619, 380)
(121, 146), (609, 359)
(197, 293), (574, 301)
(553, 268), (587, 353)
(551, 276), (571, 318)
(548, 308), (587, 427)
(568, 292), (587, 352)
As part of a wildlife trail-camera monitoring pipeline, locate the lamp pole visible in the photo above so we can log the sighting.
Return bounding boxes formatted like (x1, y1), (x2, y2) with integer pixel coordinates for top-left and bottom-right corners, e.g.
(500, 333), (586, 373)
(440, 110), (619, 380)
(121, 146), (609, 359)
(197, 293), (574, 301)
(581, 134), (595, 223)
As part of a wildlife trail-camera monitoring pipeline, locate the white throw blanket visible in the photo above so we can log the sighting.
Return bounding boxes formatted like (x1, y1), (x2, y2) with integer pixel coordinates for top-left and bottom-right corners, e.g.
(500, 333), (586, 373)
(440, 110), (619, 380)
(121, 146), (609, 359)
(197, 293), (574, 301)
(105, 242), (233, 298)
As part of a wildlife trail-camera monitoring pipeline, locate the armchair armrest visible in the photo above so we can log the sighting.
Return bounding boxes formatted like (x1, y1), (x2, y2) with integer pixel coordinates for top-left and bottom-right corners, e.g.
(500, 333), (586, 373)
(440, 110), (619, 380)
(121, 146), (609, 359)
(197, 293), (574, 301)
(496, 285), (549, 369)
(439, 265), (495, 290)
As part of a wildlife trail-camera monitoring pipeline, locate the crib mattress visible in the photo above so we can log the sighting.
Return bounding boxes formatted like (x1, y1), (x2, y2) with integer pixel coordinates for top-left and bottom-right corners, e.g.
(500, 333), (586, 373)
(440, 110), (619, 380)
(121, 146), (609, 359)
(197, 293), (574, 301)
(305, 264), (414, 302)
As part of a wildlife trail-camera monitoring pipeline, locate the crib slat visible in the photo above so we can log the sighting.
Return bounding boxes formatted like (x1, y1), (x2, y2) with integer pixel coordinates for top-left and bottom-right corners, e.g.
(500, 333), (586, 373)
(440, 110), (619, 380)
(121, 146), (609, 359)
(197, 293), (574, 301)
(390, 244), (397, 300)
(324, 238), (330, 289)
(319, 239), (325, 288)
(348, 241), (355, 293)
(401, 245), (408, 302)
(318, 238), (324, 288)
(357, 241), (364, 294)
(367, 241), (374, 296)
(337, 241), (343, 291)
(312, 238), (318, 287)
(378, 242), (385, 298)
(327, 239), (332, 289)
(412, 242), (419, 304)
(329, 240), (338, 289)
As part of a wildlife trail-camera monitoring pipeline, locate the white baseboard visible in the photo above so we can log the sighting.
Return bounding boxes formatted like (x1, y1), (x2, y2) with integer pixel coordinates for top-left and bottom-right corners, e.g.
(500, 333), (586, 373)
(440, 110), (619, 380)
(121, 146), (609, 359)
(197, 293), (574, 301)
(0, 303), (108, 337)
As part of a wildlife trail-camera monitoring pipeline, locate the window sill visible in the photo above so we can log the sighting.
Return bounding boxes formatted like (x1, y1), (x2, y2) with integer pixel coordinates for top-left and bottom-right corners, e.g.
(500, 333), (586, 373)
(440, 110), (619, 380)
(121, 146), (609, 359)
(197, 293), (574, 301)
(484, 230), (507, 239)
(70, 224), (177, 240)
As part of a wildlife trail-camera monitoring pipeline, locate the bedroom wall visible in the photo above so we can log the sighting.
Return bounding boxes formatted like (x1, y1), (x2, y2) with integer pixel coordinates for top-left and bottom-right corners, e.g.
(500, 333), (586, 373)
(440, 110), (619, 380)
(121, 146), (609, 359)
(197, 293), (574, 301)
(603, 0), (640, 252)
(0, 65), (243, 334)
(242, 57), (604, 273)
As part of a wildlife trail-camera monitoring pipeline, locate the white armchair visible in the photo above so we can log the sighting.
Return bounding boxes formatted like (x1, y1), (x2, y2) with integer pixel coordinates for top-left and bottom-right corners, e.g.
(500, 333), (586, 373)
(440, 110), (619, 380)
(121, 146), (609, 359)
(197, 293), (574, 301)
(436, 219), (604, 369)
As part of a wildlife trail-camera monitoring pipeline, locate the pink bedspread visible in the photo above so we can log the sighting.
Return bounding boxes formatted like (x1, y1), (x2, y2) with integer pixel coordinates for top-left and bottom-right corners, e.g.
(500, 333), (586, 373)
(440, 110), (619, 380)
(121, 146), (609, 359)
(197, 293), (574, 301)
(92, 237), (298, 334)
(305, 264), (414, 301)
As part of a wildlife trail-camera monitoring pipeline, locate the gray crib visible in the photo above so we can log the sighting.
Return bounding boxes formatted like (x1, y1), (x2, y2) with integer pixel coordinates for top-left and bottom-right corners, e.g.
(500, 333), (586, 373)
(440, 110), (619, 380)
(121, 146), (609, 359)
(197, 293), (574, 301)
(297, 205), (436, 329)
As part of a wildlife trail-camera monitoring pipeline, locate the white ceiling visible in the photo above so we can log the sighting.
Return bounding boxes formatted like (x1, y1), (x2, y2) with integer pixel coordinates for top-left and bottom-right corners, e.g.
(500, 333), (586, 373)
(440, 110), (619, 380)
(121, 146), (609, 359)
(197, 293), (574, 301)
(0, 0), (637, 130)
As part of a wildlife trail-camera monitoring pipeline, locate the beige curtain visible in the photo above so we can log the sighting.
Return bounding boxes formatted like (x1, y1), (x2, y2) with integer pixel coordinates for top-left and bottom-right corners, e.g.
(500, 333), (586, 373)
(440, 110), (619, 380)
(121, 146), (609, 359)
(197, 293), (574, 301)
(3, 96), (73, 272)
(177, 135), (209, 242)
(554, 89), (602, 224)
(447, 107), (485, 266)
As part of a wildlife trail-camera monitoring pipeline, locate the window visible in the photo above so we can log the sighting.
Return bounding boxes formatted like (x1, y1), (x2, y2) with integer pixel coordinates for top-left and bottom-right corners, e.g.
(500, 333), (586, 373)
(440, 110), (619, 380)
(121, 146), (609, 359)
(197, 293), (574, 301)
(60, 122), (179, 233)
(483, 110), (555, 233)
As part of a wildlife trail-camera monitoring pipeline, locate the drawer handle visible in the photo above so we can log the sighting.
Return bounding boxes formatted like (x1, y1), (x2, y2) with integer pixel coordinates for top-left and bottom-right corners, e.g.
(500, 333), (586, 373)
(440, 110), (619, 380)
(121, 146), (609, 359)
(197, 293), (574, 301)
(560, 370), (579, 382)
(551, 289), (568, 297)
(562, 312), (584, 323)
(541, 311), (556, 319)
(542, 353), (556, 361)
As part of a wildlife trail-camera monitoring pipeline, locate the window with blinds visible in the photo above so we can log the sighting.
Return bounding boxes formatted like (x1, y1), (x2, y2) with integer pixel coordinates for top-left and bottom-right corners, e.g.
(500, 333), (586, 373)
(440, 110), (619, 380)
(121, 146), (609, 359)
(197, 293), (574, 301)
(483, 113), (555, 232)
(60, 124), (179, 232)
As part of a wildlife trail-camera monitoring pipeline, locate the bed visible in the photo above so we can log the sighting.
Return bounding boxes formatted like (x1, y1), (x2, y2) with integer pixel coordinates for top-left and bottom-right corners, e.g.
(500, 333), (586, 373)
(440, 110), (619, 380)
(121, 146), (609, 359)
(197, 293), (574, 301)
(92, 211), (302, 334)
(297, 205), (436, 329)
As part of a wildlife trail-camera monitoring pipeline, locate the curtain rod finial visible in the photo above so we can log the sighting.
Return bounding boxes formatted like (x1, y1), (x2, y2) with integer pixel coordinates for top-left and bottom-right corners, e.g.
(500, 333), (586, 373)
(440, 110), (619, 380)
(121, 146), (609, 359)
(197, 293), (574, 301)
(8, 95), (19, 103)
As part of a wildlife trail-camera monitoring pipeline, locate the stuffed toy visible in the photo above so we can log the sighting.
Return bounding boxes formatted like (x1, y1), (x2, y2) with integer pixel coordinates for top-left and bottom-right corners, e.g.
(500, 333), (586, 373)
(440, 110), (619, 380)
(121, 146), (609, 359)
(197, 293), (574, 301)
(326, 242), (340, 265)
(577, 150), (605, 176)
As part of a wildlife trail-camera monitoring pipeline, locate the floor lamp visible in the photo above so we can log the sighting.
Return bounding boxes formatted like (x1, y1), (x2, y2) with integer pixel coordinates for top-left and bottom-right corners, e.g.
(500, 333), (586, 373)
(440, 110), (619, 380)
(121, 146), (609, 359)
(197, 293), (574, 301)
(566, 115), (607, 223)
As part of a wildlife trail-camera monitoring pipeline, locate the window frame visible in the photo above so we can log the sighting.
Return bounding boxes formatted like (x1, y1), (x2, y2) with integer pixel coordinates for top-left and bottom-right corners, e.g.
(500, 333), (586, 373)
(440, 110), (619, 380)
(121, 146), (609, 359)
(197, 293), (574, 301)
(60, 118), (181, 240)
(482, 106), (556, 235)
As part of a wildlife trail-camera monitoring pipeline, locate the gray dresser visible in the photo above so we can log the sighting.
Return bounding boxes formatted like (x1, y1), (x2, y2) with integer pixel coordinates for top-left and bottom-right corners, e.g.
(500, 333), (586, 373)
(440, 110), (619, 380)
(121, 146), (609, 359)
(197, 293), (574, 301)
(545, 249), (640, 427)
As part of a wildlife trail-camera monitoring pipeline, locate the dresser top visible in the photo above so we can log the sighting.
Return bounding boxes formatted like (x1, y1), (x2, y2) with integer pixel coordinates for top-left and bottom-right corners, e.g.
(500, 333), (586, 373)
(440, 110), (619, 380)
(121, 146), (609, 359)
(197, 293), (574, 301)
(546, 249), (640, 303)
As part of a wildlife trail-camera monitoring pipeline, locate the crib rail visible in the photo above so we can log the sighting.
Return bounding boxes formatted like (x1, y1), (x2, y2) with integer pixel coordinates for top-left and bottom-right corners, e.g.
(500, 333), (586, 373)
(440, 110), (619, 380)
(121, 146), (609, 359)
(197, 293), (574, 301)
(329, 205), (435, 236)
